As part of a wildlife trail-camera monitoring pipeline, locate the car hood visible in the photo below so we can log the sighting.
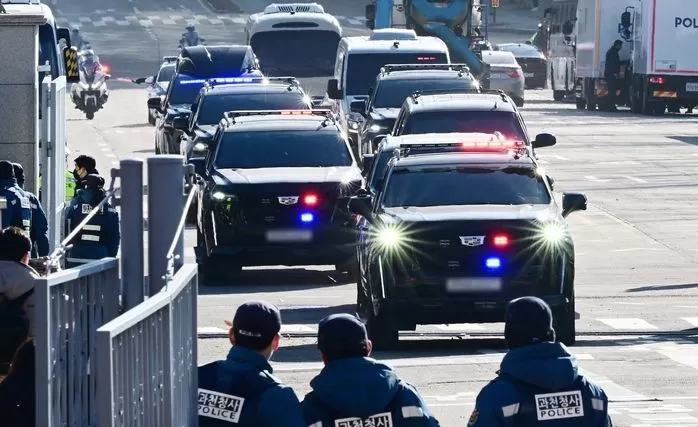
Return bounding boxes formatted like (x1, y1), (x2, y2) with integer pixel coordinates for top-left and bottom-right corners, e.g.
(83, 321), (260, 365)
(168, 104), (191, 114)
(383, 204), (558, 222)
(195, 125), (217, 136)
(213, 166), (362, 184)
(157, 81), (170, 91)
(369, 108), (400, 121)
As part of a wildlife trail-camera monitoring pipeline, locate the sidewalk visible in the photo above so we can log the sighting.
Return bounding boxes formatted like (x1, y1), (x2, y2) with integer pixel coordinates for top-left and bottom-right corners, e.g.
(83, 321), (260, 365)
(487, 0), (548, 34)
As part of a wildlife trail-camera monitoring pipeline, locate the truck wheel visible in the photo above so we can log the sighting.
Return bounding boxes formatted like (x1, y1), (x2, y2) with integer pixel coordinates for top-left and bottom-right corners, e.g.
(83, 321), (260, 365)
(575, 98), (586, 109)
(366, 308), (399, 350)
(553, 91), (565, 101)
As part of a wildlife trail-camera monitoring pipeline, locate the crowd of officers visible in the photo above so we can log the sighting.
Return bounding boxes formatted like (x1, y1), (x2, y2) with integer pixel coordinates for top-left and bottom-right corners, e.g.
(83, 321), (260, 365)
(199, 297), (613, 427)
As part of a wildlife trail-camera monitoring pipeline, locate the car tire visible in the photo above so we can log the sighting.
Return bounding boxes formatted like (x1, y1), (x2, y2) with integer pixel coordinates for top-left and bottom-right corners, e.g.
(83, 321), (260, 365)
(335, 258), (359, 283)
(199, 255), (241, 286)
(575, 98), (586, 109)
(553, 90), (565, 101)
(366, 307), (399, 350)
(554, 304), (576, 346)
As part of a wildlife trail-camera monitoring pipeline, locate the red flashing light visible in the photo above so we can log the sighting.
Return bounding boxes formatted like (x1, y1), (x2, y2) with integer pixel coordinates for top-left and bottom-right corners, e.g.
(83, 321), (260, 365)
(417, 56), (437, 61)
(508, 69), (522, 78)
(303, 194), (318, 205)
(648, 76), (664, 84)
(460, 140), (525, 151)
(493, 235), (509, 247)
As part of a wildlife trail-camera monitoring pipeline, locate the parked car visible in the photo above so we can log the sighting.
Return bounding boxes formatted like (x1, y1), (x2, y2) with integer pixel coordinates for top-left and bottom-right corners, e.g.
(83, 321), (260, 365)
(480, 50), (525, 106)
(496, 43), (548, 89)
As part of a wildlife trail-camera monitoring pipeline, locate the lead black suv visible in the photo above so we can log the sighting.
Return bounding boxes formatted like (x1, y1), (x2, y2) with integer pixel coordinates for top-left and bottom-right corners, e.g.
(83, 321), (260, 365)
(349, 144), (587, 349)
(346, 64), (481, 159)
(196, 110), (363, 284)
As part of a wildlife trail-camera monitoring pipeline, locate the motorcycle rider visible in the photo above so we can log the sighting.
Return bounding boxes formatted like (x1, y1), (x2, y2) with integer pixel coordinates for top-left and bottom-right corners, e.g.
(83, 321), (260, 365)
(71, 49), (109, 107)
(71, 27), (88, 51)
(179, 24), (203, 48)
(11, 163), (49, 257)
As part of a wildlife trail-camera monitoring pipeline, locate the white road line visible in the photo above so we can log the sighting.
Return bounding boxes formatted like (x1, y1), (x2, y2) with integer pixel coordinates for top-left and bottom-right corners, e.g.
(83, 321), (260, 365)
(585, 175), (611, 183)
(434, 323), (487, 332)
(619, 175), (648, 183)
(550, 155), (569, 160)
(682, 317), (698, 327)
(612, 247), (664, 252)
(598, 318), (659, 330)
(676, 306), (698, 309)
(656, 344), (698, 371)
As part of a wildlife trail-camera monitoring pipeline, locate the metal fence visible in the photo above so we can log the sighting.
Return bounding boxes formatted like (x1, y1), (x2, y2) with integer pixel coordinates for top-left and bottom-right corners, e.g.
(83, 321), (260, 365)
(34, 257), (121, 427)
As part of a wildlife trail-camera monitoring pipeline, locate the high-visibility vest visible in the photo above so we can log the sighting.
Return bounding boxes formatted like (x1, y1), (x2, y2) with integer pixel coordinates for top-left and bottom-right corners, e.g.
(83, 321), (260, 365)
(65, 170), (76, 201)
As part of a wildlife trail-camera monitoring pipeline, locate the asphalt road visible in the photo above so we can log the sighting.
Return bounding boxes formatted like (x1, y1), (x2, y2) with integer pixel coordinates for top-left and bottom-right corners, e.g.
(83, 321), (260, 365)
(59, 0), (698, 425)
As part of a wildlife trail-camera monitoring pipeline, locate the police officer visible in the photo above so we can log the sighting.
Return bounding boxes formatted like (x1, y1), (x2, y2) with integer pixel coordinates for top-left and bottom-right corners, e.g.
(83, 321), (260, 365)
(467, 297), (612, 427)
(73, 155), (99, 195)
(12, 163), (49, 257)
(302, 314), (440, 427)
(64, 174), (119, 267)
(198, 301), (306, 427)
(0, 161), (32, 235)
(65, 148), (76, 202)
(604, 40), (623, 112)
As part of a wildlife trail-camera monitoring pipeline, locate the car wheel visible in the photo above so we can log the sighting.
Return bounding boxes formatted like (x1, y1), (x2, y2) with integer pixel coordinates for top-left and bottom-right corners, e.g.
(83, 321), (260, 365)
(554, 304), (576, 346)
(335, 258), (359, 283)
(199, 255), (241, 286)
(366, 307), (399, 350)
(575, 98), (586, 110)
(553, 90), (565, 101)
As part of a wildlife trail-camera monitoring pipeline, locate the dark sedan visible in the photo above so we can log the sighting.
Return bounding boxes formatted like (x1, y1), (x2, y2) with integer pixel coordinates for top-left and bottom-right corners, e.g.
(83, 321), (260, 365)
(497, 43), (548, 89)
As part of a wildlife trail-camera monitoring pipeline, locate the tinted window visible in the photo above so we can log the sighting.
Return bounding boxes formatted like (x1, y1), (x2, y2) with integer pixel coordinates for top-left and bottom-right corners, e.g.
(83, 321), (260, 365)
(373, 78), (477, 108)
(346, 53), (448, 96)
(382, 167), (551, 207)
(168, 74), (205, 105)
(251, 31), (340, 76)
(482, 52), (518, 65)
(157, 65), (176, 82)
(369, 146), (465, 190)
(197, 92), (309, 125)
(215, 131), (352, 168)
(403, 111), (526, 141)
(498, 44), (542, 57)
(38, 24), (60, 79)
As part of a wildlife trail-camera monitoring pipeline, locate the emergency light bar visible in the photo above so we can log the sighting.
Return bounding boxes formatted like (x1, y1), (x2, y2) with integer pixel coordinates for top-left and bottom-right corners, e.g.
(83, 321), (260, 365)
(380, 63), (471, 73)
(411, 88), (480, 99)
(224, 109), (334, 122)
(203, 76), (300, 87)
(395, 140), (528, 157)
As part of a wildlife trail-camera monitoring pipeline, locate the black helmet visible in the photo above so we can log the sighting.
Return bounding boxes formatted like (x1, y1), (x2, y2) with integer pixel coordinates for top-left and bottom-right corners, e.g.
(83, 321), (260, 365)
(0, 160), (15, 180)
(84, 174), (105, 189)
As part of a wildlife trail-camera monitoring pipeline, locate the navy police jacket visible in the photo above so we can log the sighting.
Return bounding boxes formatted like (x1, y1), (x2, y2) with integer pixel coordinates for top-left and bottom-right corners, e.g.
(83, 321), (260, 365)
(468, 342), (612, 427)
(302, 357), (440, 427)
(0, 178), (32, 235)
(65, 189), (120, 263)
(26, 191), (49, 256)
(197, 346), (306, 427)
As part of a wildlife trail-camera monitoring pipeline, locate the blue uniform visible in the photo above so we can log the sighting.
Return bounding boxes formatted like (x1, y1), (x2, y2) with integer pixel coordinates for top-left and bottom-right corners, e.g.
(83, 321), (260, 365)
(0, 178), (32, 235)
(65, 189), (119, 266)
(468, 342), (612, 427)
(197, 346), (306, 427)
(27, 191), (49, 257)
(302, 357), (440, 427)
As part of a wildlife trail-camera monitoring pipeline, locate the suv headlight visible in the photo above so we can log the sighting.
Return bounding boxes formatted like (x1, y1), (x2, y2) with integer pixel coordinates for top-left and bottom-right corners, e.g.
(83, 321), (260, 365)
(369, 124), (385, 132)
(211, 191), (238, 202)
(539, 222), (566, 244)
(193, 142), (208, 153)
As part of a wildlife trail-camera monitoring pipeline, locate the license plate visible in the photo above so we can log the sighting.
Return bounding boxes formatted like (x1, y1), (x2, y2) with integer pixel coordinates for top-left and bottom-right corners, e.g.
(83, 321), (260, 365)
(265, 229), (312, 242)
(524, 72), (534, 77)
(686, 82), (698, 92)
(446, 277), (502, 292)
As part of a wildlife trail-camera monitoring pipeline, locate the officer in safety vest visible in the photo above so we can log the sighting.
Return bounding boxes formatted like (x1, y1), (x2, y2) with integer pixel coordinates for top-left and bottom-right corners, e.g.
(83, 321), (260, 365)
(197, 301), (306, 427)
(0, 161), (32, 235)
(302, 314), (440, 427)
(12, 163), (49, 257)
(64, 174), (120, 267)
(467, 297), (612, 427)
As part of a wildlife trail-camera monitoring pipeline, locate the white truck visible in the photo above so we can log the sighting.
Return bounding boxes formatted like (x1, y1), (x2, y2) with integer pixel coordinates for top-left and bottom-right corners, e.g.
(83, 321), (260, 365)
(574, 0), (698, 114)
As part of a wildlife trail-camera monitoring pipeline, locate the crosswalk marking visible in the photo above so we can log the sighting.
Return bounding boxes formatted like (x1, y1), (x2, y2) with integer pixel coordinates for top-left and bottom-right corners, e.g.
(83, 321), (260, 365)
(682, 317), (698, 327)
(598, 318), (659, 330)
(56, 14), (367, 28)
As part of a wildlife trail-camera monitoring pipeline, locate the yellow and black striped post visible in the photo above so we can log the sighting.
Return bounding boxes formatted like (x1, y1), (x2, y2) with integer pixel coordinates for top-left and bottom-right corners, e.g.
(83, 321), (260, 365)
(63, 46), (80, 83)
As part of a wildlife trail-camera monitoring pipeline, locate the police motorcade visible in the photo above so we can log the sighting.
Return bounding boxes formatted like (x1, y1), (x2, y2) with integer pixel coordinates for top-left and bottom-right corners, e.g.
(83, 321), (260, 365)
(64, 174), (120, 267)
(11, 164), (49, 257)
(196, 110), (362, 284)
(0, 161), (32, 236)
(132, 56), (177, 125)
(70, 49), (110, 119)
(198, 300), (307, 427)
(178, 77), (315, 164)
(325, 28), (450, 153)
(179, 24), (205, 50)
(350, 63), (480, 159)
(150, 45), (263, 155)
(301, 313), (440, 427)
(468, 297), (612, 427)
(384, 90), (557, 155)
(245, 3), (342, 77)
(348, 141), (587, 349)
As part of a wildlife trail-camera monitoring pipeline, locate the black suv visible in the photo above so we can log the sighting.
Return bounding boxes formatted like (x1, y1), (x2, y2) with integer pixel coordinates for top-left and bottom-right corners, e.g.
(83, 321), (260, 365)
(177, 77), (313, 165)
(148, 45), (261, 155)
(372, 91), (556, 152)
(349, 144), (587, 349)
(347, 64), (480, 159)
(196, 110), (363, 284)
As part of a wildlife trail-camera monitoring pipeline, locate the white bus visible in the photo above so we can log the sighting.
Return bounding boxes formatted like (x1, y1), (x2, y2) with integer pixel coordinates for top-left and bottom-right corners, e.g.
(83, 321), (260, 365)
(244, 3), (342, 76)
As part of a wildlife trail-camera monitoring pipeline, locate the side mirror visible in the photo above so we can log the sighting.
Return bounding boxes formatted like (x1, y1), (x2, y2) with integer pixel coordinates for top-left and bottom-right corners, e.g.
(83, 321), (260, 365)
(327, 79), (343, 100)
(145, 76), (155, 85)
(172, 116), (189, 130)
(63, 46), (80, 83)
(532, 133), (556, 148)
(372, 134), (387, 147)
(350, 100), (366, 114)
(525, 40), (532, 45)
(348, 194), (373, 219)
(147, 97), (162, 110)
(188, 157), (206, 177)
(362, 153), (375, 173)
(562, 192), (587, 217)
(132, 77), (147, 84)
(546, 175), (555, 191)
(104, 74), (111, 80)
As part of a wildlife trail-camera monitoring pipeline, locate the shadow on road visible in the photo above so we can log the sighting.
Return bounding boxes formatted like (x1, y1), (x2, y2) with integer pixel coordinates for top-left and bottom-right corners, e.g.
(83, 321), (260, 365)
(626, 282), (698, 292)
(279, 304), (356, 324)
(198, 268), (351, 295)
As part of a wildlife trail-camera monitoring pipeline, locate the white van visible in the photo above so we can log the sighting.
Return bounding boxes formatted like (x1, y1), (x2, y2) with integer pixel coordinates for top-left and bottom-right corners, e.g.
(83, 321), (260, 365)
(325, 29), (450, 148)
(245, 3), (342, 76)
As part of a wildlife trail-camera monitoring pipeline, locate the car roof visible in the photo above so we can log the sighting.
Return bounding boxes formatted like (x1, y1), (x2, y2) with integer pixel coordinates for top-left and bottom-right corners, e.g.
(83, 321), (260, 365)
(378, 69), (475, 81)
(382, 132), (510, 149)
(393, 152), (535, 167)
(406, 93), (517, 112)
(481, 50), (518, 64)
(204, 84), (304, 95)
(341, 36), (448, 53)
(223, 115), (340, 133)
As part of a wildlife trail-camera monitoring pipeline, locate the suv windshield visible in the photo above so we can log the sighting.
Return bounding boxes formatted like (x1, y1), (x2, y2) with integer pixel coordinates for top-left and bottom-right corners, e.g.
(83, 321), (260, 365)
(168, 74), (205, 105)
(215, 131), (353, 168)
(346, 53), (448, 96)
(157, 65), (176, 82)
(382, 166), (551, 207)
(197, 92), (309, 125)
(251, 30), (340, 76)
(369, 146), (464, 190)
(403, 111), (526, 141)
(373, 78), (477, 108)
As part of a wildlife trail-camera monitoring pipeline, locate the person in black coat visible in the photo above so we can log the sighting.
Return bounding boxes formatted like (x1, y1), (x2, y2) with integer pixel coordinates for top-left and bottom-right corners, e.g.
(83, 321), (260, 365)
(604, 40), (623, 112)
(0, 338), (35, 427)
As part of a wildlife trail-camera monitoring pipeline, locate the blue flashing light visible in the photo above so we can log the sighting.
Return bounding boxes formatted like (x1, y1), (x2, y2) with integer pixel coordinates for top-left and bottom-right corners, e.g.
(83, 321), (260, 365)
(180, 77), (261, 85)
(485, 257), (501, 269)
(179, 79), (207, 84)
(300, 213), (314, 223)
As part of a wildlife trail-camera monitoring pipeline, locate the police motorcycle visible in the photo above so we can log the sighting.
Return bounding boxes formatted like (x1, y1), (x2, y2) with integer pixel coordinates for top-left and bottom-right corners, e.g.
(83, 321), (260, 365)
(70, 50), (110, 120)
(178, 24), (205, 51)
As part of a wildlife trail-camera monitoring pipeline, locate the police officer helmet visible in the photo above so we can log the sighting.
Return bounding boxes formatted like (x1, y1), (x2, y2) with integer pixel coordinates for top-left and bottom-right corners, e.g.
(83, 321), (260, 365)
(72, 27), (80, 33)
(0, 160), (15, 180)
(504, 296), (555, 348)
(83, 174), (105, 189)
(11, 163), (25, 186)
(186, 24), (195, 31)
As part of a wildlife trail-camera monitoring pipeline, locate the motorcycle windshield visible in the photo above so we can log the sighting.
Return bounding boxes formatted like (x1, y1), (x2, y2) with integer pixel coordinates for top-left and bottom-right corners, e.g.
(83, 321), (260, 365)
(81, 66), (96, 84)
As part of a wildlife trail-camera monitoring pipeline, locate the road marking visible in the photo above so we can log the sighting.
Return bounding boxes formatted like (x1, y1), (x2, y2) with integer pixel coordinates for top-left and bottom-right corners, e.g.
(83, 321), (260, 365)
(612, 247), (664, 252)
(614, 302), (647, 305)
(585, 175), (611, 183)
(280, 324), (316, 333)
(550, 154), (569, 160)
(598, 318), (659, 330)
(656, 344), (698, 370)
(619, 175), (648, 183)
(682, 317), (698, 327)
(676, 306), (698, 309)
(434, 323), (487, 332)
